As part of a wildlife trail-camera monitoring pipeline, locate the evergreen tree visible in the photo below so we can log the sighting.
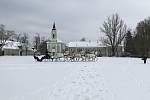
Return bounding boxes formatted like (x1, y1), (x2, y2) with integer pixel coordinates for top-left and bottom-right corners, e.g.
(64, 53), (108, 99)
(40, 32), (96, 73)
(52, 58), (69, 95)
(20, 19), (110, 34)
(124, 30), (134, 56)
(38, 41), (47, 55)
(80, 37), (86, 41)
(134, 17), (150, 57)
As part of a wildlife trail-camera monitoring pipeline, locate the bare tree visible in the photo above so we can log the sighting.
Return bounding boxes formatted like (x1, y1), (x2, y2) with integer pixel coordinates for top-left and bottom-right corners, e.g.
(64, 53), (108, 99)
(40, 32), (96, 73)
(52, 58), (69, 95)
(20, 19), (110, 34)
(12, 33), (21, 42)
(100, 13), (127, 56)
(0, 24), (14, 50)
(20, 33), (29, 55)
(33, 33), (40, 50)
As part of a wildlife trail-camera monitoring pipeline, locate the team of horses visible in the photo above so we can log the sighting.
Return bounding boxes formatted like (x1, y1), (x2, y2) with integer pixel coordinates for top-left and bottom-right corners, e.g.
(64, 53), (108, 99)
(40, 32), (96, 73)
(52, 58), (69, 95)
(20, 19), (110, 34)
(34, 50), (98, 62)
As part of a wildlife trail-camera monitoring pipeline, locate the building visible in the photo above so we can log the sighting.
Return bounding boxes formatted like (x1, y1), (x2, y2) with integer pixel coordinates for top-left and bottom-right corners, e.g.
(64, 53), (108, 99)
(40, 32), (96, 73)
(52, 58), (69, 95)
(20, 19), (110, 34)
(66, 41), (107, 56)
(1, 40), (33, 56)
(1, 40), (22, 55)
(47, 23), (124, 57)
(67, 41), (124, 57)
(47, 23), (66, 54)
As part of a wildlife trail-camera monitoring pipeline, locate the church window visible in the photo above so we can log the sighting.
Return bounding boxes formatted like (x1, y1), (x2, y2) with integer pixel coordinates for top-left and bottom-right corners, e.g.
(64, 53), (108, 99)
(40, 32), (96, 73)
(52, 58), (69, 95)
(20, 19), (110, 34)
(53, 34), (55, 39)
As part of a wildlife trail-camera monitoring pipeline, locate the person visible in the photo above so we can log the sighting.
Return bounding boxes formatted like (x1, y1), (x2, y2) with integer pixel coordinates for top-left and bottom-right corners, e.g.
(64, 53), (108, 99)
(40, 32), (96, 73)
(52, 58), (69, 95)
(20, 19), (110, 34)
(141, 56), (147, 64)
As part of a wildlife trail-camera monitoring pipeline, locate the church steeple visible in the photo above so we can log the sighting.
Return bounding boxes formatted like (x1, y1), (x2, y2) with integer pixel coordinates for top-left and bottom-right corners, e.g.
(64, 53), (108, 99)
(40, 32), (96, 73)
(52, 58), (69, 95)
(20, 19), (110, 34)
(51, 22), (57, 41)
(52, 22), (56, 30)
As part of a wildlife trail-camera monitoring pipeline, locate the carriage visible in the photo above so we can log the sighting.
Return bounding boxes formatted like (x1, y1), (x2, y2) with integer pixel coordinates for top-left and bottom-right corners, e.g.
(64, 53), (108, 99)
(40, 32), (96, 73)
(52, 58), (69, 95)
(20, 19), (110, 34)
(33, 50), (98, 62)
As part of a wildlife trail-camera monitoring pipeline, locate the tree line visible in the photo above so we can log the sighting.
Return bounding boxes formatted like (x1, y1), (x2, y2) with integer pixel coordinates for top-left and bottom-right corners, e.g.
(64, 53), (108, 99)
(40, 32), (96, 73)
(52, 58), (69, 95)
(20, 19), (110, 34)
(100, 13), (150, 57)
(0, 25), (47, 55)
(124, 18), (150, 57)
(0, 13), (150, 57)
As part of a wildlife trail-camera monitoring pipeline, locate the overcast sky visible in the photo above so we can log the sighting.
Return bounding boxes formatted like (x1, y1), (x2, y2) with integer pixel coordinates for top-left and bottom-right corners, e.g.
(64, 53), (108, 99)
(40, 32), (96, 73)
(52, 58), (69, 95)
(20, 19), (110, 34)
(0, 0), (150, 42)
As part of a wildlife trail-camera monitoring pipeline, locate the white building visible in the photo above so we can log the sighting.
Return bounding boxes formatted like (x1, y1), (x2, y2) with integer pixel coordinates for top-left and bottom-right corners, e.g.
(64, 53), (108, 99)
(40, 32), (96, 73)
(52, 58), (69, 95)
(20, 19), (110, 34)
(47, 23), (65, 53)
(67, 41), (124, 56)
(0, 40), (33, 56)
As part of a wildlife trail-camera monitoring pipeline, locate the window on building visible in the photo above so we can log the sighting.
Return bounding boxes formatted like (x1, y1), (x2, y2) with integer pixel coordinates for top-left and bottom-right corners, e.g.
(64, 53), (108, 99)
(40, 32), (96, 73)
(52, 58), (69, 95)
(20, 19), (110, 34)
(53, 34), (55, 39)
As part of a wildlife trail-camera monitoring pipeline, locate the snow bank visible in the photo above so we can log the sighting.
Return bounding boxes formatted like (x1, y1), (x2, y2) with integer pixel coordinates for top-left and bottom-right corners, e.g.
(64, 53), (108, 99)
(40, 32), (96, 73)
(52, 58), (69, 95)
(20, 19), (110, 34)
(0, 56), (150, 100)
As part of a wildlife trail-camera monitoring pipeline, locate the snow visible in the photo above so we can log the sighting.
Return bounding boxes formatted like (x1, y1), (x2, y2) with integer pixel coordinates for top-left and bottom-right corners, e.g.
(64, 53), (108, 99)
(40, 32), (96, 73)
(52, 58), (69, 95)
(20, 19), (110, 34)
(67, 41), (104, 48)
(0, 56), (150, 100)
(2, 41), (21, 49)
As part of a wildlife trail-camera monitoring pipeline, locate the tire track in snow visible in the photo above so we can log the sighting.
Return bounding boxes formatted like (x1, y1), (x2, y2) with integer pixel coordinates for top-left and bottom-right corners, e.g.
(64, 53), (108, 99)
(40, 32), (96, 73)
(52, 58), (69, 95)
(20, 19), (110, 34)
(46, 63), (112, 100)
(9, 62), (113, 100)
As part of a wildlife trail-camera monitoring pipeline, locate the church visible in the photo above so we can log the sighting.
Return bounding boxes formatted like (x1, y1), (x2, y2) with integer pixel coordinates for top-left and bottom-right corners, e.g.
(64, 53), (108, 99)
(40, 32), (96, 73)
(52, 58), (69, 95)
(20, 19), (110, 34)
(47, 23), (124, 57)
(47, 23), (66, 53)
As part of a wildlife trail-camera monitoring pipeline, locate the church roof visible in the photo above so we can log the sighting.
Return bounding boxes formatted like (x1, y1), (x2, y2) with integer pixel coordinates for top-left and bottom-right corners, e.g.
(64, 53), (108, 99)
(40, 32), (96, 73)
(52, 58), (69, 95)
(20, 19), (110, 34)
(67, 41), (105, 48)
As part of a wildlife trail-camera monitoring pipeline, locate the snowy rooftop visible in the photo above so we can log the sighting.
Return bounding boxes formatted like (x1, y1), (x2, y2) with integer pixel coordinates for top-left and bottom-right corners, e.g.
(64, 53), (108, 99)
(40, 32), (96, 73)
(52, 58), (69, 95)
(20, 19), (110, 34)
(67, 41), (105, 48)
(3, 41), (21, 49)
(57, 39), (63, 43)
(47, 38), (63, 43)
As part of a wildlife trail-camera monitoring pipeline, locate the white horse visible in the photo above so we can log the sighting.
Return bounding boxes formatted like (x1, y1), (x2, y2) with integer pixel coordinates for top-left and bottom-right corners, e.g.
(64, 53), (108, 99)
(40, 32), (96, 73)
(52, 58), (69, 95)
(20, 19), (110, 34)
(55, 53), (64, 61)
(85, 51), (98, 61)
(63, 51), (71, 61)
(74, 53), (82, 61)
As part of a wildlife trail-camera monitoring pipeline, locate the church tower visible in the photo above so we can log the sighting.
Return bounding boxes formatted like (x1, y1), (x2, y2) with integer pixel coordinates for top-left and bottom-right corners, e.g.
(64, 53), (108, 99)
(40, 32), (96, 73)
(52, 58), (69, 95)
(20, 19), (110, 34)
(51, 22), (57, 42)
(47, 22), (65, 53)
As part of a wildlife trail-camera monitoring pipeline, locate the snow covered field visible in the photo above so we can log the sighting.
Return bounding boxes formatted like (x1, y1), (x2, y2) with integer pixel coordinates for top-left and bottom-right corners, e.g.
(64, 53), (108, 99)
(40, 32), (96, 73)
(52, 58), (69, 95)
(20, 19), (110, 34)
(0, 56), (150, 100)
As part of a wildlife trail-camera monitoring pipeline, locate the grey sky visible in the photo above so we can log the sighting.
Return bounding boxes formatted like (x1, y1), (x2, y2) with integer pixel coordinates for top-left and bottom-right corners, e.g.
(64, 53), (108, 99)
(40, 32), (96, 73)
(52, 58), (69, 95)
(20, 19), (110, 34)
(0, 0), (150, 42)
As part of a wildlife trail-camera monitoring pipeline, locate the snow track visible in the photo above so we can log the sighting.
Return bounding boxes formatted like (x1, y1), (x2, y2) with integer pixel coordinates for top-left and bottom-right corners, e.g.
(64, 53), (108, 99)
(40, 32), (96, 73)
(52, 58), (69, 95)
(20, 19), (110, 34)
(0, 56), (150, 100)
